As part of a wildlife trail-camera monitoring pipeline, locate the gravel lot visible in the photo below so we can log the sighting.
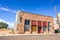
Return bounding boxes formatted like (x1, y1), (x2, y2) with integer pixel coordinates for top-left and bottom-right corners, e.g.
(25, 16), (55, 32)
(0, 34), (60, 40)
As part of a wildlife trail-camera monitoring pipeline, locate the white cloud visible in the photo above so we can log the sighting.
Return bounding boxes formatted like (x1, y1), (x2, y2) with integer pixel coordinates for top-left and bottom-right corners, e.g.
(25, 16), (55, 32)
(0, 7), (17, 13)
(0, 18), (14, 28)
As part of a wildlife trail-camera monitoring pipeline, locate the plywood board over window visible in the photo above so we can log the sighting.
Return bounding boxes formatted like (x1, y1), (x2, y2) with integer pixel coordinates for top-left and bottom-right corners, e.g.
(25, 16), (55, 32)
(31, 20), (36, 25)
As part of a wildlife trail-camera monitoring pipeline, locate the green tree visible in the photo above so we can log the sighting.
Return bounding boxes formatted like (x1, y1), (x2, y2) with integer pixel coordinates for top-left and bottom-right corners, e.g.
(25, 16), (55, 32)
(0, 22), (8, 29)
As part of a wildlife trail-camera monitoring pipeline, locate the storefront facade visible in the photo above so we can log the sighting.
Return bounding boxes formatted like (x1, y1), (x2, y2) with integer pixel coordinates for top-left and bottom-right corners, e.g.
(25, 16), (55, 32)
(15, 11), (54, 34)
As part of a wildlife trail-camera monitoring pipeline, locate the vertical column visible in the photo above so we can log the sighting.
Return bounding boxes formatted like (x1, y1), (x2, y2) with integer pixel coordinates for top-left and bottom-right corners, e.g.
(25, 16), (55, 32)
(30, 20), (32, 34)
(36, 21), (37, 34)
(41, 21), (44, 33)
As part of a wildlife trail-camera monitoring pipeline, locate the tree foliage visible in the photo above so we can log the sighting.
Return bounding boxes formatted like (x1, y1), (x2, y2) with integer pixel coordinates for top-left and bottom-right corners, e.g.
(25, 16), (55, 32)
(0, 22), (8, 29)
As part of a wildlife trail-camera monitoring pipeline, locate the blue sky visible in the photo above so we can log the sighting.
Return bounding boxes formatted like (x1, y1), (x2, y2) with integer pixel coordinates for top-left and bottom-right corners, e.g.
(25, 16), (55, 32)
(0, 0), (60, 28)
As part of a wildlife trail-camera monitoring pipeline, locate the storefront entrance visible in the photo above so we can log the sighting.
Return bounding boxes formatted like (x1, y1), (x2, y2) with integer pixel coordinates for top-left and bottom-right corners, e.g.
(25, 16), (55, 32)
(31, 20), (36, 33)
(38, 27), (42, 33)
(38, 21), (42, 33)
(24, 20), (30, 33)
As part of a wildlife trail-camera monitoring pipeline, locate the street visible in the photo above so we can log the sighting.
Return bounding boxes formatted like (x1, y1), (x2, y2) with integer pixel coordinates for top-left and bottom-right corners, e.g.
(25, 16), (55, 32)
(0, 34), (60, 40)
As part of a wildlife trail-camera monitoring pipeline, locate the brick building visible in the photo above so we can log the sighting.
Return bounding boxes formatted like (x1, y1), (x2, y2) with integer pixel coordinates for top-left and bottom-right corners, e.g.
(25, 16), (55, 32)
(15, 11), (54, 34)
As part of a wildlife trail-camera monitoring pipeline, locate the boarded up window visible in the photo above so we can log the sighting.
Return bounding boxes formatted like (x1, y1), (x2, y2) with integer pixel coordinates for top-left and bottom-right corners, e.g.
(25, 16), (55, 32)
(38, 21), (42, 27)
(25, 25), (30, 31)
(31, 20), (36, 25)
(43, 22), (47, 26)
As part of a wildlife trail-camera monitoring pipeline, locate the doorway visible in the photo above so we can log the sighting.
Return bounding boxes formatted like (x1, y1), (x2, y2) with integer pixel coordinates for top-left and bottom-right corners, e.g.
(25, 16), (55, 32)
(32, 25), (36, 32)
(24, 20), (30, 33)
(31, 20), (36, 33)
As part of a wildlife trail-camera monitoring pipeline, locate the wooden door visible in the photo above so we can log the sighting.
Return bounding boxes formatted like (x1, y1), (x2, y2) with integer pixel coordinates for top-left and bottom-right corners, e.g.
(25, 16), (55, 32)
(38, 27), (42, 33)
(32, 25), (36, 32)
